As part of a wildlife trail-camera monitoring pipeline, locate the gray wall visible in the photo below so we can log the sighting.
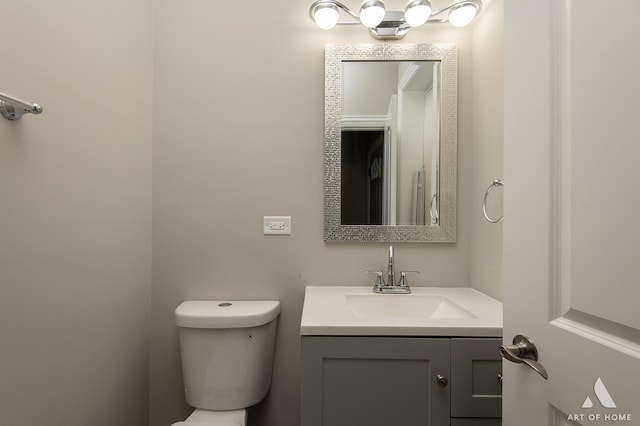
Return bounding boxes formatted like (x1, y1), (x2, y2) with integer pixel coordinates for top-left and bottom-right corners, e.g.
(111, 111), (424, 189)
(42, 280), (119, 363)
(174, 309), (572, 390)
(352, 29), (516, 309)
(0, 2), (152, 425)
(150, 1), (481, 425)
(470, 0), (504, 300)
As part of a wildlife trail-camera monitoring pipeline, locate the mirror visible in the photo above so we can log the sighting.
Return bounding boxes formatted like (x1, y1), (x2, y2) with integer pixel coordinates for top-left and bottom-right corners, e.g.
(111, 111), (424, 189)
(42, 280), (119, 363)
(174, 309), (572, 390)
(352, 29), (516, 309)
(324, 44), (457, 242)
(341, 61), (441, 227)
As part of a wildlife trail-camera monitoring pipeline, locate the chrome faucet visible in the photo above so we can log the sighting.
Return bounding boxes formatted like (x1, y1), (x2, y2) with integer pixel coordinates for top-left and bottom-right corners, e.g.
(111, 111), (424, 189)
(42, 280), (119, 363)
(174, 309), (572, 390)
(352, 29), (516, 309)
(387, 245), (396, 289)
(364, 245), (418, 294)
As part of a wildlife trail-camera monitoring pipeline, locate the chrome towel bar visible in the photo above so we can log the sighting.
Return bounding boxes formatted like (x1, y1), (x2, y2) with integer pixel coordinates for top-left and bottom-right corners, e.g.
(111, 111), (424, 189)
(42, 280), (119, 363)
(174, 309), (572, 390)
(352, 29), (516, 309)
(0, 91), (43, 120)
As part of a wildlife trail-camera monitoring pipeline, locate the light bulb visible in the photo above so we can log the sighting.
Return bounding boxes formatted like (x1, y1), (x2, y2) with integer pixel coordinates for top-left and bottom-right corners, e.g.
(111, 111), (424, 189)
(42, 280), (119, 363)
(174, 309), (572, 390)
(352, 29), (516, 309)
(359, 0), (385, 28)
(404, 0), (431, 27)
(448, 3), (478, 27)
(313, 3), (340, 29)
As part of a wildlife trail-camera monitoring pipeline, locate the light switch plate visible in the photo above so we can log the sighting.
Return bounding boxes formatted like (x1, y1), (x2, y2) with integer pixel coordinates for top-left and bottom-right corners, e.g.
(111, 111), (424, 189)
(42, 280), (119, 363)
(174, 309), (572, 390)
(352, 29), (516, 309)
(263, 216), (291, 235)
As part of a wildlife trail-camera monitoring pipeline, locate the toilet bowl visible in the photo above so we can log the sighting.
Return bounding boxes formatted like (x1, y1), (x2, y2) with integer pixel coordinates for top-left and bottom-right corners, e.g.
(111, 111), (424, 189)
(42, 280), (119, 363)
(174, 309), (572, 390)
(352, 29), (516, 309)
(171, 300), (280, 426)
(170, 408), (247, 426)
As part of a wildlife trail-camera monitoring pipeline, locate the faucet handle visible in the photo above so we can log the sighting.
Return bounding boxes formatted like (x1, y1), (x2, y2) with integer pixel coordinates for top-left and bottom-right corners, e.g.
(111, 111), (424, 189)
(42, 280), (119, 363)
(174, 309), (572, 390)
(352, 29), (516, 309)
(364, 270), (385, 289)
(398, 270), (420, 287)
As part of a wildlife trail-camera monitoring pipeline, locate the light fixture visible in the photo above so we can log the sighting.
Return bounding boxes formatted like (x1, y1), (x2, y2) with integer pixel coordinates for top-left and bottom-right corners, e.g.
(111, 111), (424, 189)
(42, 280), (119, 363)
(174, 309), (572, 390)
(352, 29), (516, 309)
(309, 0), (482, 39)
(312, 2), (340, 29)
(359, 0), (386, 28)
(404, 0), (431, 27)
(448, 1), (479, 27)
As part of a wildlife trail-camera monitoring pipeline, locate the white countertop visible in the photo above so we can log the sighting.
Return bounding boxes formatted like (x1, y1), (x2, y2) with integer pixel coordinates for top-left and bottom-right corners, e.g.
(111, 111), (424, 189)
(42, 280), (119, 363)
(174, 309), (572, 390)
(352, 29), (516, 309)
(300, 286), (503, 337)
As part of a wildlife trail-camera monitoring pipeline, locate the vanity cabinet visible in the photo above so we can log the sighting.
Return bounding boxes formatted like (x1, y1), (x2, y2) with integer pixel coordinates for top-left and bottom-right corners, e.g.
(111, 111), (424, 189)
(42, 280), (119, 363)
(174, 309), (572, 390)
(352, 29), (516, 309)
(301, 336), (502, 426)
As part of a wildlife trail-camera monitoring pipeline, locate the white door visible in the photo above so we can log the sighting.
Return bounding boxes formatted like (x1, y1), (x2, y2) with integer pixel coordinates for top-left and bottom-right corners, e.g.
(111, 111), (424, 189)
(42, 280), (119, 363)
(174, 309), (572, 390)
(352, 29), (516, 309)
(503, 1), (640, 425)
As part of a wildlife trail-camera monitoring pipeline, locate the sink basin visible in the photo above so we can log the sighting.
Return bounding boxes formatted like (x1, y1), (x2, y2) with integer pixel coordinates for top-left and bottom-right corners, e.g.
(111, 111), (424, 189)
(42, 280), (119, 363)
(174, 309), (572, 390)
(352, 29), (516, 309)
(346, 293), (477, 320)
(300, 286), (502, 336)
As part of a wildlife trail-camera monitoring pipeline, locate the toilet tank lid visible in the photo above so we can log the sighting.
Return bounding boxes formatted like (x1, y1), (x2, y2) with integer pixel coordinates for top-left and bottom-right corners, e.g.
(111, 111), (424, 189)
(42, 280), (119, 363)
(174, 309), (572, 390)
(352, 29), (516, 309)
(175, 301), (280, 329)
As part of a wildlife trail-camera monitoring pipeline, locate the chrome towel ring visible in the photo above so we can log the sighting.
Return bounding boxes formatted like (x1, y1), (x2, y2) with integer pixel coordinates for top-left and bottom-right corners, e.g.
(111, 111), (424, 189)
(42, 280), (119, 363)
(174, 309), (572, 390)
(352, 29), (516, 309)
(483, 179), (504, 223)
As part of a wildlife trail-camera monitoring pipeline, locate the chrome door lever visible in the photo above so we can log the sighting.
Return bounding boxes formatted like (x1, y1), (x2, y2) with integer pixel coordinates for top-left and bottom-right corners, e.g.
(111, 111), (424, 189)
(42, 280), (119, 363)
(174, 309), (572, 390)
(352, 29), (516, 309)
(500, 335), (548, 380)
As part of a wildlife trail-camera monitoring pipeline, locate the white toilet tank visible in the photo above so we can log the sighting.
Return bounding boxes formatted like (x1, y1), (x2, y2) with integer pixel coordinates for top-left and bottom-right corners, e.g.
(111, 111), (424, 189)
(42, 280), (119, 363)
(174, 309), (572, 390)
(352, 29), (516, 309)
(175, 300), (280, 411)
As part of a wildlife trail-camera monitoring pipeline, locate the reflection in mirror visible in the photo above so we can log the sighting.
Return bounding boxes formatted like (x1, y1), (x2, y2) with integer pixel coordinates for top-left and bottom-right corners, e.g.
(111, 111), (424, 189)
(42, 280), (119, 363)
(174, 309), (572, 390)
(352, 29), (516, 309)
(341, 61), (441, 227)
(324, 44), (457, 242)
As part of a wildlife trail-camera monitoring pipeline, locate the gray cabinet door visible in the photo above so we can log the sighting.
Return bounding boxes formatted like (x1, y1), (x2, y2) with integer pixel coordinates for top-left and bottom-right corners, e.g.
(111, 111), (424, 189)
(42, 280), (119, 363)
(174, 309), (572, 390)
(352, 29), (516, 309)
(451, 419), (501, 426)
(450, 338), (502, 418)
(301, 336), (450, 426)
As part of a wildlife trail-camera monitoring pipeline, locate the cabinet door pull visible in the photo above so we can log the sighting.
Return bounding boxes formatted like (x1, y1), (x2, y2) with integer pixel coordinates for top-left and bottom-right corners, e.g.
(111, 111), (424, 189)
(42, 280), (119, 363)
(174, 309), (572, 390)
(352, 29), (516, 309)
(436, 374), (448, 387)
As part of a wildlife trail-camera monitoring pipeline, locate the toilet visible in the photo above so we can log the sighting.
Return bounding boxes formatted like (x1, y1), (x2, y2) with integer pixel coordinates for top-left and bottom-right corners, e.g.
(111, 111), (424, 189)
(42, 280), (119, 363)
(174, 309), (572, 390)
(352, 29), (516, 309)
(171, 300), (281, 426)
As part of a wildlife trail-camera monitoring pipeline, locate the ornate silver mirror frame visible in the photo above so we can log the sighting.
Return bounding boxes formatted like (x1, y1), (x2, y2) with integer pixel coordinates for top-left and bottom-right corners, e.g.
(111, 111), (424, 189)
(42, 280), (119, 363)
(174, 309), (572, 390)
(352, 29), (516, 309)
(324, 43), (457, 242)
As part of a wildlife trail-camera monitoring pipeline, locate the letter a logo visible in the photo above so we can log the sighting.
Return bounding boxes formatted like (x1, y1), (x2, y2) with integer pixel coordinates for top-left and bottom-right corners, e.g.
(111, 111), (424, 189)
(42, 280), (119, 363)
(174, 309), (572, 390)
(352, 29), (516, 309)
(581, 377), (616, 409)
